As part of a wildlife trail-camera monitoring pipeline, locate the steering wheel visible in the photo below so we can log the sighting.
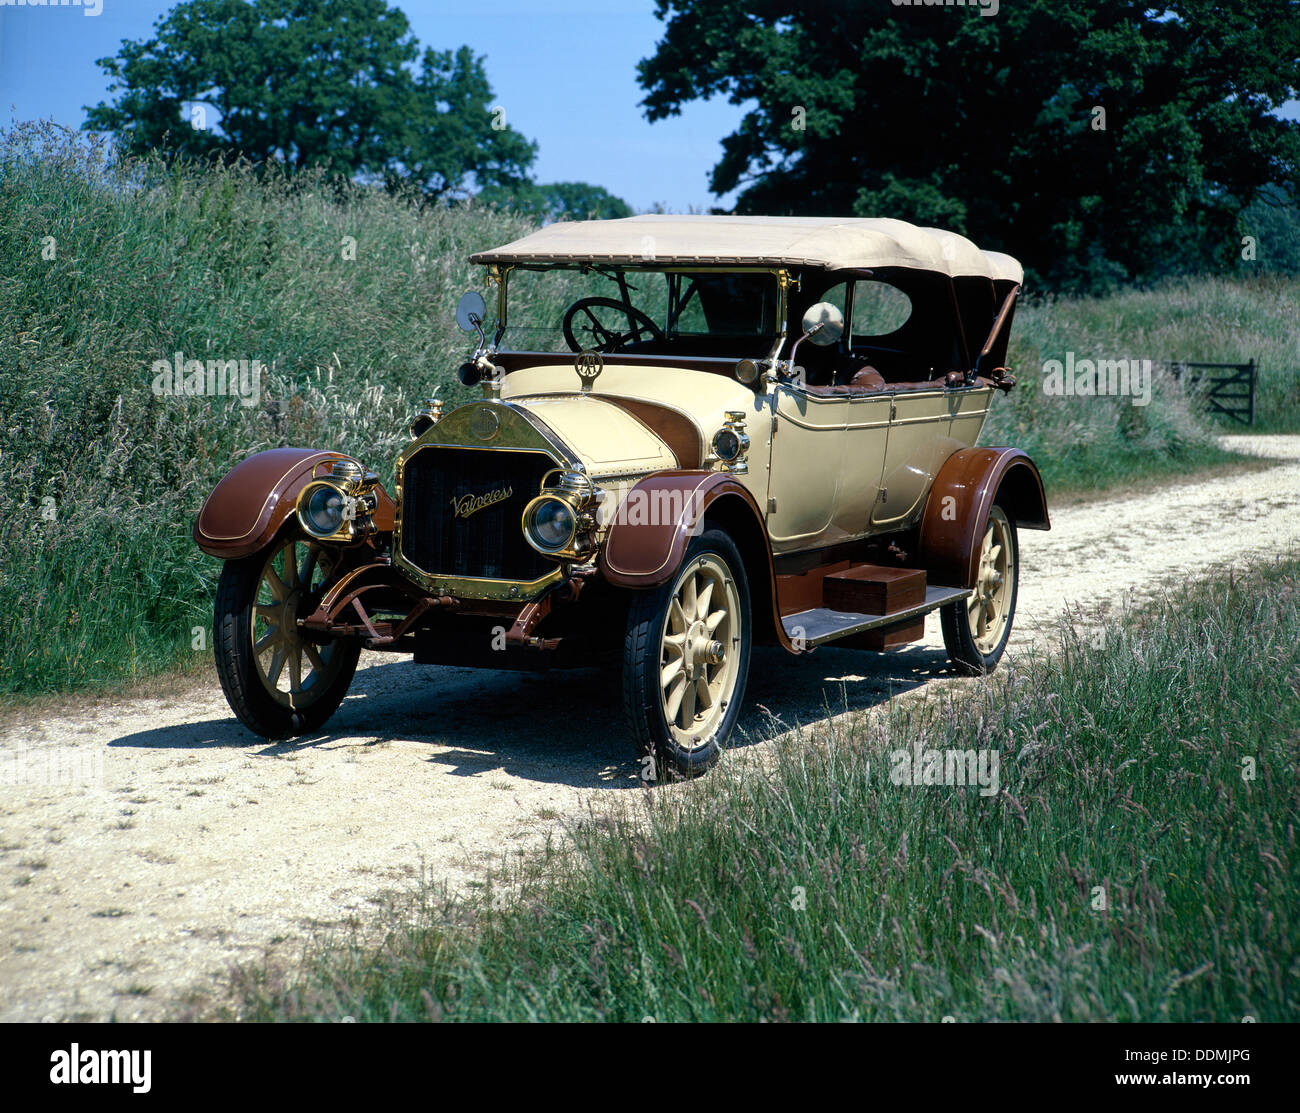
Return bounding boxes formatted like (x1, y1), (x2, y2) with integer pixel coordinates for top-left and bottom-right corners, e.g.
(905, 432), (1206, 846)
(562, 297), (665, 353)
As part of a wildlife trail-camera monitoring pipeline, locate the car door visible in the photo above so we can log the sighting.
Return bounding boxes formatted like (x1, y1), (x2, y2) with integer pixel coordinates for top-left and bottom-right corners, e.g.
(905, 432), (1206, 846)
(870, 388), (960, 528)
(764, 385), (844, 550)
(834, 391), (891, 537)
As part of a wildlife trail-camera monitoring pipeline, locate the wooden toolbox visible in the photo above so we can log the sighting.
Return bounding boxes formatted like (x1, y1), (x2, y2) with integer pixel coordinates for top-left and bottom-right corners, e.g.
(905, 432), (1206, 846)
(822, 564), (927, 616)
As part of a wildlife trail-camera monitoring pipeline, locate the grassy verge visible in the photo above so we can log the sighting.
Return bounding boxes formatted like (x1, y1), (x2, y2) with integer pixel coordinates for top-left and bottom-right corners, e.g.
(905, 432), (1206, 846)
(985, 274), (1300, 493)
(1002, 275), (1300, 438)
(3, 122), (1296, 696)
(222, 557), (1300, 1022)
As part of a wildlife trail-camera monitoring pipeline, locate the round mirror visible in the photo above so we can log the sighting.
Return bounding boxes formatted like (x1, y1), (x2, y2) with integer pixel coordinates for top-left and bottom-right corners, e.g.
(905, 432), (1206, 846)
(456, 290), (487, 334)
(801, 301), (845, 347)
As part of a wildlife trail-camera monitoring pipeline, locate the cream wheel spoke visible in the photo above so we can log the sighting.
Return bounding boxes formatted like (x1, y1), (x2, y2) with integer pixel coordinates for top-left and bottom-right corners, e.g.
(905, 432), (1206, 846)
(679, 679), (697, 728)
(665, 674), (687, 722)
(682, 574), (697, 621)
(696, 579), (714, 622)
(254, 603), (282, 629)
(304, 643), (327, 677)
(267, 646), (286, 687)
(264, 566), (288, 601)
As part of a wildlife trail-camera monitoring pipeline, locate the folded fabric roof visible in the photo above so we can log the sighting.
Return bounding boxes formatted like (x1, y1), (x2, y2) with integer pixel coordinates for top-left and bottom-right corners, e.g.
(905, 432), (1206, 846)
(470, 214), (1023, 283)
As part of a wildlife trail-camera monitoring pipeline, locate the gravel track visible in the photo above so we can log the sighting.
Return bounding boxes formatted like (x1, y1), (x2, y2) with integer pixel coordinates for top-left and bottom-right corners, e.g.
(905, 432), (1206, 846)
(1, 434), (1296, 1021)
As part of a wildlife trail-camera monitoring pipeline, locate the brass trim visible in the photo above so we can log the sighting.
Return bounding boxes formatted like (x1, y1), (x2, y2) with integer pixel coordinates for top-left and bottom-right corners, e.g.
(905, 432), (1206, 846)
(296, 479), (356, 542)
(488, 264), (511, 339)
(844, 417), (892, 432)
(890, 412), (960, 429)
(392, 406), (577, 601)
(521, 493), (580, 558)
(413, 567), (565, 602)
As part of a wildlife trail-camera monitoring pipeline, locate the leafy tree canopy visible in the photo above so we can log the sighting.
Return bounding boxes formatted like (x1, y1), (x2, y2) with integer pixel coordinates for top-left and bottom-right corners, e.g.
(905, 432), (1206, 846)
(85, 0), (536, 199)
(638, 0), (1300, 291)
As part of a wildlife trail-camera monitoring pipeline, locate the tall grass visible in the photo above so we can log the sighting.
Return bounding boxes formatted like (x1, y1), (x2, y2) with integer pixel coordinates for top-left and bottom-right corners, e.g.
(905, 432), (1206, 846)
(0, 122), (533, 694)
(225, 558), (1300, 1022)
(991, 277), (1300, 483)
(1, 122), (1294, 695)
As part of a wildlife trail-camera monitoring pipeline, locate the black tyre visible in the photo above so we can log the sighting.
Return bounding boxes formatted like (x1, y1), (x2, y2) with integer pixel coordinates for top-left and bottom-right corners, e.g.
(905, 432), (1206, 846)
(940, 503), (1018, 675)
(622, 528), (751, 780)
(213, 535), (361, 738)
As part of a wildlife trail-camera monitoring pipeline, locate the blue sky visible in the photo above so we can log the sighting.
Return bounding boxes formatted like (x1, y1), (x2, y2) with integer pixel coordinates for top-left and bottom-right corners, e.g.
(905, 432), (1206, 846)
(0, 0), (748, 212)
(3, 1), (1295, 212)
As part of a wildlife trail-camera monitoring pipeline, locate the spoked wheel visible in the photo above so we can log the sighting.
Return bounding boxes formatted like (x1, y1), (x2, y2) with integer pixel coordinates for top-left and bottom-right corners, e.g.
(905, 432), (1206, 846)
(213, 534), (361, 738)
(623, 529), (751, 779)
(941, 503), (1018, 675)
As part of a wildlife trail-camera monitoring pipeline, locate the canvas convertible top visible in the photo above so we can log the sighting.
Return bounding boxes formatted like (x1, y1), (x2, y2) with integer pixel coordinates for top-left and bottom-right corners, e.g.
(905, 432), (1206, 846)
(470, 215), (1023, 284)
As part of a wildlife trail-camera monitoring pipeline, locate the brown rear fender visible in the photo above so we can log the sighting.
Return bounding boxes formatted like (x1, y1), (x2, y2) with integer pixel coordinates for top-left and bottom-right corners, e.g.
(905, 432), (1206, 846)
(918, 447), (1050, 589)
(599, 470), (794, 651)
(193, 447), (395, 559)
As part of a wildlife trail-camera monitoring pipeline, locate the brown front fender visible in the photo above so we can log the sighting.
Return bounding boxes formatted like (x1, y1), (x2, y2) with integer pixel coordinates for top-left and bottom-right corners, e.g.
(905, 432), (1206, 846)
(193, 447), (395, 559)
(599, 470), (795, 651)
(918, 447), (1050, 589)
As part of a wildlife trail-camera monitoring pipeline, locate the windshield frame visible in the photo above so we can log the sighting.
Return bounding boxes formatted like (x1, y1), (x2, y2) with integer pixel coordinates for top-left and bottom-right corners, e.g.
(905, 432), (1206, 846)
(485, 262), (795, 361)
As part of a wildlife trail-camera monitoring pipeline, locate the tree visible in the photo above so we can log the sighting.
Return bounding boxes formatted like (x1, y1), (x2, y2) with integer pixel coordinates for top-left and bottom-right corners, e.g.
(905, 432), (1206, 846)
(1239, 183), (1300, 275)
(638, 0), (1300, 290)
(85, 0), (535, 199)
(477, 180), (634, 221)
(403, 46), (538, 198)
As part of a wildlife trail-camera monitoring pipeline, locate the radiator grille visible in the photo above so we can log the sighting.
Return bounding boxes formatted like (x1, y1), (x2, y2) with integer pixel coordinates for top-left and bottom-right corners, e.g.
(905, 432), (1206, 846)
(399, 446), (556, 582)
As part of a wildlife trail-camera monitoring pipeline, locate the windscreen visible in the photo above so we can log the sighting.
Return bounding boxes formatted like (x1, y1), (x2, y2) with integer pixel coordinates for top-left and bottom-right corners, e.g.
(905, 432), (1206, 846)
(498, 266), (779, 356)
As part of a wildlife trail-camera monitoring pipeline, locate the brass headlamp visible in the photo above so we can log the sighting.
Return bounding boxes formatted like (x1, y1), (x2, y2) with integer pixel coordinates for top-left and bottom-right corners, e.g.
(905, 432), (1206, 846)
(521, 468), (603, 560)
(296, 459), (381, 542)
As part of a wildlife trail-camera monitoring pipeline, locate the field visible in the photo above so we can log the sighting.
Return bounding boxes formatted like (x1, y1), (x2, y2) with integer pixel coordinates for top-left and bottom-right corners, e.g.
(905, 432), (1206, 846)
(2, 121), (1298, 697)
(223, 557), (1300, 1022)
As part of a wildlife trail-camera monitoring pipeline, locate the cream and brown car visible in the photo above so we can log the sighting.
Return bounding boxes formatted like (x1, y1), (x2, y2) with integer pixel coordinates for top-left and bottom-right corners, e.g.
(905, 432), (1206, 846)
(194, 216), (1049, 777)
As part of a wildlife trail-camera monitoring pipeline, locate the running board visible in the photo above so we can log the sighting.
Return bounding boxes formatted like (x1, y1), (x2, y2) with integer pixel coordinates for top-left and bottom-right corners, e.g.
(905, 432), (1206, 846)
(782, 585), (972, 649)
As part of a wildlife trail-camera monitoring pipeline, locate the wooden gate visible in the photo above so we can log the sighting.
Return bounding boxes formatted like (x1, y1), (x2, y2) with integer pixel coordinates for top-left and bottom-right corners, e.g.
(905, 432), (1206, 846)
(1169, 360), (1256, 425)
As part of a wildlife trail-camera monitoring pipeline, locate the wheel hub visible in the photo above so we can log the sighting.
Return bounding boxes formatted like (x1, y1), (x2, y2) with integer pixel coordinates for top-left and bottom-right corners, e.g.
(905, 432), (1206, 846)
(683, 620), (724, 679)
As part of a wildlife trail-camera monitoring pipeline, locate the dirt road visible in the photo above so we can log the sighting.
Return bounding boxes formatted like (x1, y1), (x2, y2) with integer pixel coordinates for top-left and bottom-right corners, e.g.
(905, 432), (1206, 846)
(2, 434), (1296, 1021)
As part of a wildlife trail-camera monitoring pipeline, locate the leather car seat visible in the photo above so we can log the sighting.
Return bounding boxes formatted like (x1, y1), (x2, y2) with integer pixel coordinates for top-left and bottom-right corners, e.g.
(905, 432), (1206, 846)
(848, 366), (886, 390)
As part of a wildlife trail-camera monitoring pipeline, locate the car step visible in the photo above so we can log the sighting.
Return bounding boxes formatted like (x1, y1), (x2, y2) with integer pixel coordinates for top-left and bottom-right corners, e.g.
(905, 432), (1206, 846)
(782, 585), (972, 649)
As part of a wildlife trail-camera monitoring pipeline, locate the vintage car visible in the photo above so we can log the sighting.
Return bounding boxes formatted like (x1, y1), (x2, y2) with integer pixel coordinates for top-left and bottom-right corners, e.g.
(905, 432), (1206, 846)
(194, 216), (1049, 777)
